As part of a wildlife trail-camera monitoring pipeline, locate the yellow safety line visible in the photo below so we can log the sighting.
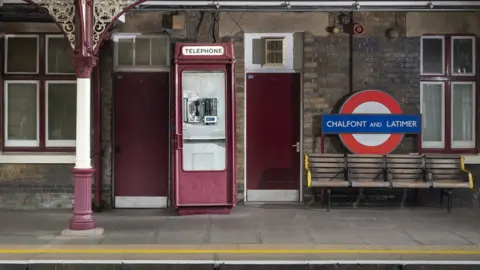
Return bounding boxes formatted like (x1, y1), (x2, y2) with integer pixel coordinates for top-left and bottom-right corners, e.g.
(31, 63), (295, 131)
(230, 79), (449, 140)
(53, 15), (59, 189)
(460, 156), (474, 189)
(1, 249), (480, 255)
(305, 154), (312, 188)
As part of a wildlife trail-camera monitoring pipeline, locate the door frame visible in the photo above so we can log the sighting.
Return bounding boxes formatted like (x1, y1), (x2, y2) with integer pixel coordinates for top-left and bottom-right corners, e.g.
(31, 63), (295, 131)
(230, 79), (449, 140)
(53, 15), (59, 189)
(111, 33), (171, 208)
(243, 33), (304, 203)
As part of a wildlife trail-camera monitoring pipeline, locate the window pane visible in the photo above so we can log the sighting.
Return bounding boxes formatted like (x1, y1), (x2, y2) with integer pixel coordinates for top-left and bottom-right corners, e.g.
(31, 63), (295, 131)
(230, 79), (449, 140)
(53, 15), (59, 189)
(452, 83), (474, 142)
(47, 37), (75, 74)
(117, 38), (133, 66)
(7, 83), (37, 140)
(48, 83), (76, 140)
(151, 37), (168, 66)
(135, 38), (150, 66)
(182, 71), (226, 171)
(6, 37), (38, 73)
(452, 38), (474, 74)
(422, 38), (443, 74)
(421, 83), (443, 142)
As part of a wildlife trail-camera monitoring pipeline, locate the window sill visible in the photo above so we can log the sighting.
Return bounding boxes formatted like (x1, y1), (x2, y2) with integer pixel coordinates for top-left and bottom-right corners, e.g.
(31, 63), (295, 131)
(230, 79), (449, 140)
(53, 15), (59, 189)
(463, 155), (480, 165)
(0, 152), (75, 164)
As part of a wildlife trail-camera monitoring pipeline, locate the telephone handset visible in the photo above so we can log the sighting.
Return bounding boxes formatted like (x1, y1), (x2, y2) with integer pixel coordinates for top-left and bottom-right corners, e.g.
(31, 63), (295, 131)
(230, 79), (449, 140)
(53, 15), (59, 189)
(183, 96), (218, 124)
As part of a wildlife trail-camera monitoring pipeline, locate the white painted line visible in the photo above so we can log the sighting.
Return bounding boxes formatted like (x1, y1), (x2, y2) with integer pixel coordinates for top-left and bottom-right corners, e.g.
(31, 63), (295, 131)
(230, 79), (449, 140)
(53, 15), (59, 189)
(1, 260), (480, 265)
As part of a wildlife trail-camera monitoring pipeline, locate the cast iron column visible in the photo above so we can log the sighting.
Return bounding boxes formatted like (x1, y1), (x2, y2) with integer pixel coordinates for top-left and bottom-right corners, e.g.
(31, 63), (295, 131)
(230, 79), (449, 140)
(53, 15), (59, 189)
(70, 54), (97, 230)
(69, 0), (97, 231)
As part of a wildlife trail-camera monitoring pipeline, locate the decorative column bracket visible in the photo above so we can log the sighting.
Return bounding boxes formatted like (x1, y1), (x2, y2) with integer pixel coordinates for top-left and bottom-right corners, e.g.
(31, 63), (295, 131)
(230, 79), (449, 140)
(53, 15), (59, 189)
(25, 0), (138, 54)
(28, 0), (76, 48)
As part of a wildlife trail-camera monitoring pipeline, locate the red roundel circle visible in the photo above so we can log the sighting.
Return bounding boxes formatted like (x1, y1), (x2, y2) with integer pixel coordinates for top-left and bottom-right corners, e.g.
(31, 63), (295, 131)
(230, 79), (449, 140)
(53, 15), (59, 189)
(339, 90), (403, 155)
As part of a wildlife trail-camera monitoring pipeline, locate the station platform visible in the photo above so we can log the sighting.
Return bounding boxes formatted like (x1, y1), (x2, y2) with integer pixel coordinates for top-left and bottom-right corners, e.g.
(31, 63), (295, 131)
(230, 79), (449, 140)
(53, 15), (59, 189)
(1, 204), (480, 266)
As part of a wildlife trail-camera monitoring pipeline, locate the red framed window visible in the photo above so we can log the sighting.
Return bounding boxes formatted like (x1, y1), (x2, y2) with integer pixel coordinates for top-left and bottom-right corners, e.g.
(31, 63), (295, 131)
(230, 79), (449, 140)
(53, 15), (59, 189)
(2, 34), (76, 152)
(420, 35), (477, 153)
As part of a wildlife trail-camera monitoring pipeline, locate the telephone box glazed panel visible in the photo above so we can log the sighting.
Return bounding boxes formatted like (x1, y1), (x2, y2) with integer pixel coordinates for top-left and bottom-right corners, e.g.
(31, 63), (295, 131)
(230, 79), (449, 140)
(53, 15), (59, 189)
(172, 43), (236, 215)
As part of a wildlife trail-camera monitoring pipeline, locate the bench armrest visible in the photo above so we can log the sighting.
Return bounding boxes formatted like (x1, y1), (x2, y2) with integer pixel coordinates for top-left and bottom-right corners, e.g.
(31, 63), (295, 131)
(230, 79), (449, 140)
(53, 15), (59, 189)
(460, 156), (474, 190)
(304, 154), (312, 188)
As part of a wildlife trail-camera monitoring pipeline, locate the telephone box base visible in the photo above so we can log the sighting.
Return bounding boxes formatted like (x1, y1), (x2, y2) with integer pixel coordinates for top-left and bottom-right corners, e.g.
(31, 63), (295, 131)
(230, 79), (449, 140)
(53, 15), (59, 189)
(177, 206), (232, 216)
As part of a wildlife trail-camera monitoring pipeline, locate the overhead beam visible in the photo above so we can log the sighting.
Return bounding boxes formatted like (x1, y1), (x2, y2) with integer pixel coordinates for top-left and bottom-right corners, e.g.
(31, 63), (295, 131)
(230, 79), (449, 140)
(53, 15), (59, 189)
(137, 0), (480, 11)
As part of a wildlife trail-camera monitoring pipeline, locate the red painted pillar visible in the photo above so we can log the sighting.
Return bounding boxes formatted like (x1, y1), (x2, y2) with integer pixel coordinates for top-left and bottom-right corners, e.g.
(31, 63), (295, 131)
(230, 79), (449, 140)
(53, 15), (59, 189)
(69, 54), (98, 231)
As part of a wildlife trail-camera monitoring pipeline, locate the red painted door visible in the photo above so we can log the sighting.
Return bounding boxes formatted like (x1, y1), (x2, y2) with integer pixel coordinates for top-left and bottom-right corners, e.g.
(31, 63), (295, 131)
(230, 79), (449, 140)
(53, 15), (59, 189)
(114, 72), (169, 204)
(246, 73), (301, 196)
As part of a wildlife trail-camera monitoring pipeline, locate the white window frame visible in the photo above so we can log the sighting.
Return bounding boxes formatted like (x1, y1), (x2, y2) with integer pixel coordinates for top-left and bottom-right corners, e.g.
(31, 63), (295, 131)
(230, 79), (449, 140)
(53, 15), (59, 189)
(45, 34), (75, 75)
(451, 36), (476, 76)
(451, 81), (476, 149)
(4, 80), (40, 147)
(420, 81), (445, 149)
(4, 34), (40, 75)
(45, 80), (77, 147)
(113, 33), (170, 72)
(420, 36), (445, 76)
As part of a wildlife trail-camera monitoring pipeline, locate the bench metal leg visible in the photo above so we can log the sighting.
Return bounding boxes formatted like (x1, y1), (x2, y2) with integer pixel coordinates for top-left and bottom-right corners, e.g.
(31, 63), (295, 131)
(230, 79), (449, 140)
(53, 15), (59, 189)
(326, 188), (331, 212)
(400, 189), (408, 208)
(353, 188), (364, 208)
(446, 189), (453, 214)
(440, 188), (444, 207)
(305, 188), (317, 208)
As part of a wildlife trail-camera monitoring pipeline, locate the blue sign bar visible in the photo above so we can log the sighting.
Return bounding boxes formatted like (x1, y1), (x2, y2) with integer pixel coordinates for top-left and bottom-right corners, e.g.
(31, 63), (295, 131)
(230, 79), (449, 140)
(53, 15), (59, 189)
(322, 114), (422, 134)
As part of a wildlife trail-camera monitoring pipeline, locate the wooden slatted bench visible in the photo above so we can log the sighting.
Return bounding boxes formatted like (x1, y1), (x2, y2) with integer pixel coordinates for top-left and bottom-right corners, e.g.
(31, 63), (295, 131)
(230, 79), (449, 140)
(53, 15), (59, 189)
(425, 155), (473, 213)
(305, 153), (473, 212)
(386, 154), (427, 207)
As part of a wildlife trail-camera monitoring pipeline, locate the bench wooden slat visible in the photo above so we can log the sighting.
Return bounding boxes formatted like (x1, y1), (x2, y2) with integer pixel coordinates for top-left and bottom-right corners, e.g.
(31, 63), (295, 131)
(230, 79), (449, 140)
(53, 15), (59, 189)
(425, 159), (459, 164)
(310, 180), (349, 187)
(310, 163), (345, 168)
(311, 173), (345, 178)
(309, 157), (345, 163)
(428, 168), (462, 174)
(309, 154), (345, 158)
(351, 181), (390, 188)
(311, 167), (344, 173)
(389, 168), (423, 174)
(346, 163), (384, 168)
(426, 164), (460, 169)
(432, 181), (470, 188)
(387, 163), (424, 168)
(392, 181), (431, 188)
(348, 168), (384, 173)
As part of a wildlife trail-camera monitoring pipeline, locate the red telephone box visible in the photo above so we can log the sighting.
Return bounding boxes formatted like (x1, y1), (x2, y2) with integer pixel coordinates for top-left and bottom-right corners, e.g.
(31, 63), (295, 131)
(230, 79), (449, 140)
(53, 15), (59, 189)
(172, 43), (236, 215)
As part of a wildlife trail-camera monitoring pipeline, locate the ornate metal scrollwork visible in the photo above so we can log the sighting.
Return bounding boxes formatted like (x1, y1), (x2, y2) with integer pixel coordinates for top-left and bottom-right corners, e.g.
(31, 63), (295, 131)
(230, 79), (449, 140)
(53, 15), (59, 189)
(30, 0), (76, 49)
(27, 0), (139, 52)
(93, 0), (136, 51)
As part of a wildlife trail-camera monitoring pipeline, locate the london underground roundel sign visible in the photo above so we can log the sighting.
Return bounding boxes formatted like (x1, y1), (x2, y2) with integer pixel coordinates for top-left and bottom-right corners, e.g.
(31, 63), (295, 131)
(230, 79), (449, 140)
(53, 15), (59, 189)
(339, 90), (403, 155)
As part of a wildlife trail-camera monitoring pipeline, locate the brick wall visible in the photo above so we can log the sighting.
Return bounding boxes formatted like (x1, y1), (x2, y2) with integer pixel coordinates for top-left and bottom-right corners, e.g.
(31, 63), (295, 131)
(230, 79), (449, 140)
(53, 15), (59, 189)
(302, 12), (420, 155)
(0, 164), (73, 209)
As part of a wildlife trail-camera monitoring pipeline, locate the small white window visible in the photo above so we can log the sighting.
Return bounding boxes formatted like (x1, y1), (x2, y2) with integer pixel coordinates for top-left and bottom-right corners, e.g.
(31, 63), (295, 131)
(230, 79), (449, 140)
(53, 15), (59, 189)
(451, 36), (476, 76)
(45, 81), (77, 147)
(421, 36), (444, 75)
(4, 81), (40, 147)
(4, 34), (39, 74)
(46, 35), (75, 74)
(263, 38), (286, 66)
(113, 34), (170, 71)
(451, 82), (475, 148)
(420, 81), (445, 148)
